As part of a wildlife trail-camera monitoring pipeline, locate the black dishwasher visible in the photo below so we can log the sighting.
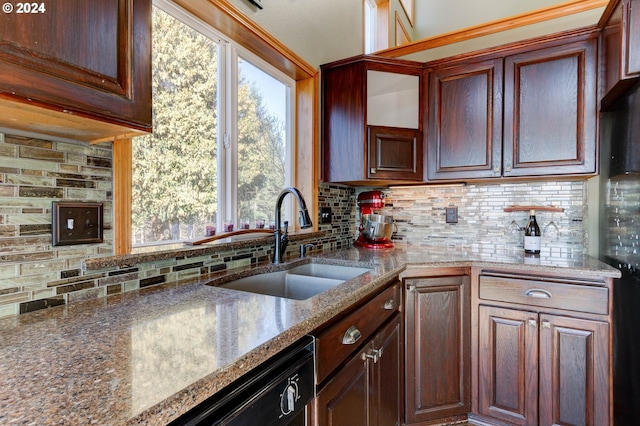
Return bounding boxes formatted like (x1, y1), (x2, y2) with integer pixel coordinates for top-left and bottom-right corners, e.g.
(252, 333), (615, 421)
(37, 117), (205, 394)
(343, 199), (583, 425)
(169, 336), (315, 426)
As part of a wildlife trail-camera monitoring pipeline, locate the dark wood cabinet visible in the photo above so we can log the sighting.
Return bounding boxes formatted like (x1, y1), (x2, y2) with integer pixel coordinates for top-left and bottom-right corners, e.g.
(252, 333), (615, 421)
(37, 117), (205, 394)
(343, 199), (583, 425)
(600, 0), (640, 108)
(368, 126), (422, 181)
(403, 270), (470, 424)
(0, 0), (152, 142)
(478, 306), (610, 426)
(427, 59), (503, 180)
(426, 29), (598, 181)
(478, 305), (539, 425)
(312, 282), (402, 426)
(314, 313), (402, 426)
(503, 37), (597, 177)
(321, 56), (423, 185)
(538, 314), (610, 426)
(473, 269), (613, 426)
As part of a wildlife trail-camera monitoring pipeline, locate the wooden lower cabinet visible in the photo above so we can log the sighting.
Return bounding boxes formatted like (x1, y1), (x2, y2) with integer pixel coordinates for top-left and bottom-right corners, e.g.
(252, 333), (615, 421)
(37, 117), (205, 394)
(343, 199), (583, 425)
(314, 313), (402, 426)
(404, 274), (470, 424)
(478, 305), (610, 426)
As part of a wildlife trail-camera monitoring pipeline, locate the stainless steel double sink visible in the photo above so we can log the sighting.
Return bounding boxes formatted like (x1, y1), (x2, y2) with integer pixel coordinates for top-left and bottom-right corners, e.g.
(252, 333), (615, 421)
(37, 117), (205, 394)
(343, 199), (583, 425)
(208, 261), (372, 300)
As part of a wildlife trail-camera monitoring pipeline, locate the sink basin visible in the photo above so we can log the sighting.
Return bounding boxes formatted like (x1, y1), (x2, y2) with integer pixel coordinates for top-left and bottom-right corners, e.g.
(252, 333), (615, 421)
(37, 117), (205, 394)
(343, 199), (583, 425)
(286, 263), (371, 280)
(217, 262), (372, 300)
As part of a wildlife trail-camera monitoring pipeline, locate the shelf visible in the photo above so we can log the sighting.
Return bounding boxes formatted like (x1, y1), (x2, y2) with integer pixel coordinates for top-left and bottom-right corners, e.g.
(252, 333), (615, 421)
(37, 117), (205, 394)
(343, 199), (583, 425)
(503, 205), (564, 213)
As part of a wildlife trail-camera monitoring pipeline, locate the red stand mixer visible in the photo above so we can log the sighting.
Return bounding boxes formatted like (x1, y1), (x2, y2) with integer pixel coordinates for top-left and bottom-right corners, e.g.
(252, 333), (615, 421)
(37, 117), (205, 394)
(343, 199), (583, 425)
(355, 190), (396, 249)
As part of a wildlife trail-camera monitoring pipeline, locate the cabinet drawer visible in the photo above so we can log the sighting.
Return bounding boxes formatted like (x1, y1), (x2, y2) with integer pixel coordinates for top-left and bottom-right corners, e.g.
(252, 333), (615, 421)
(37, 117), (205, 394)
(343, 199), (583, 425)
(479, 275), (608, 315)
(314, 282), (401, 383)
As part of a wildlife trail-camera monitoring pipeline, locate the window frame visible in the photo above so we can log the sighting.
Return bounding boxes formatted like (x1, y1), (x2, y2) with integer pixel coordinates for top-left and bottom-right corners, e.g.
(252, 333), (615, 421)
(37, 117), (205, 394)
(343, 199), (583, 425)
(113, 0), (317, 254)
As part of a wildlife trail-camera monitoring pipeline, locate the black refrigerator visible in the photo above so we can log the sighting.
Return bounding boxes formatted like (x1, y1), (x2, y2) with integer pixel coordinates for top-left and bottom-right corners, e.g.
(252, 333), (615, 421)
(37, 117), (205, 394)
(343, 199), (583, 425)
(599, 80), (640, 425)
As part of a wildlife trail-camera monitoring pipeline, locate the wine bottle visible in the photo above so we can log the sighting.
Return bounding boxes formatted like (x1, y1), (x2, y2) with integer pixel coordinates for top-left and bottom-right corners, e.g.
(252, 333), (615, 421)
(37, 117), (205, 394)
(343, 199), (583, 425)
(524, 209), (541, 254)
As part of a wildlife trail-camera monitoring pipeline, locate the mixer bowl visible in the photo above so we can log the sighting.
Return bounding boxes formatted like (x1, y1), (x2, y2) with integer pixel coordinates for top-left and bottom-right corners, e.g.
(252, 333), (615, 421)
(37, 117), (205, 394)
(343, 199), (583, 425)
(361, 214), (396, 242)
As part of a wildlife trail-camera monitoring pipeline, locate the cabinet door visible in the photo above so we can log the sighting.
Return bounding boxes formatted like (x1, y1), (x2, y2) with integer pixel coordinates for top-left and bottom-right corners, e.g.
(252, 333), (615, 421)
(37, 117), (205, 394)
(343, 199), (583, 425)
(503, 37), (597, 176)
(0, 0), (152, 131)
(478, 305), (538, 425)
(426, 59), (503, 180)
(538, 314), (610, 426)
(405, 276), (470, 424)
(627, 0), (640, 77)
(369, 314), (402, 426)
(600, 0), (640, 108)
(314, 343), (370, 426)
(367, 126), (422, 181)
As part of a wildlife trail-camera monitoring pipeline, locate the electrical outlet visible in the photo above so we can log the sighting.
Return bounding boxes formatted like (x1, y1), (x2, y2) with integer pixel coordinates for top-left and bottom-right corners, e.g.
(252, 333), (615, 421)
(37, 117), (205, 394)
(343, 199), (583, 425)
(445, 206), (458, 224)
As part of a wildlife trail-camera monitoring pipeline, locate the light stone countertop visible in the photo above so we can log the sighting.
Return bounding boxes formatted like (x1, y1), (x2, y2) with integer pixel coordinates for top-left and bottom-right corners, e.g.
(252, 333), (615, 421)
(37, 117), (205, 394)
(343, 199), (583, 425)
(0, 245), (620, 425)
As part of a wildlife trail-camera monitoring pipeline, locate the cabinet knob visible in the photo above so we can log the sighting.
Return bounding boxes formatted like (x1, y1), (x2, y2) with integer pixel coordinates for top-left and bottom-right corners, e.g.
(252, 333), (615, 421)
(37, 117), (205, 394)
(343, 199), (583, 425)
(542, 321), (551, 329)
(342, 325), (362, 345)
(370, 168), (377, 174)
(528, 319), (537, 327)
(406, 284), (416, 292)
(383, 298), (397, 310)
(493, 165), (500, 174)
(504, 164), (512, 172)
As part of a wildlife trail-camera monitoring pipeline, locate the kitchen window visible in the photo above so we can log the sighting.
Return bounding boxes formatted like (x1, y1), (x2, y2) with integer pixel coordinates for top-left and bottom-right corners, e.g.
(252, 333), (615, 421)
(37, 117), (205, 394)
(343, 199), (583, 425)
(132, 1), (294, 245)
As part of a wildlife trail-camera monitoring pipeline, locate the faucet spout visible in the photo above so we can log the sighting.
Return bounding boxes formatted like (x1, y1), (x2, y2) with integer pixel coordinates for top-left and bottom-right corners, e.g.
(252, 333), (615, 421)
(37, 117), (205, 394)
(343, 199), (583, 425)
(273, 187), (313, 263)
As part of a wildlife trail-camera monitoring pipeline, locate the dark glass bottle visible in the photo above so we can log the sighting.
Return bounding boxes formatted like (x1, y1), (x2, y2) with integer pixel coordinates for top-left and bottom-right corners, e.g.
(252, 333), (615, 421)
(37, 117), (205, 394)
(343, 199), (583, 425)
(524, 209), (541, 254)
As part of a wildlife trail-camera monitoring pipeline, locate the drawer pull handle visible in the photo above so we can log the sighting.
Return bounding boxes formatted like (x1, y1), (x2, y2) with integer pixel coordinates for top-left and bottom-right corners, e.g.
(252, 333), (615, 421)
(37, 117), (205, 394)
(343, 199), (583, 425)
(364, 347), (383, 363)
(342, 326), (362, 345)
(525, 289), (552, 299)
(383, 298), (397, 310)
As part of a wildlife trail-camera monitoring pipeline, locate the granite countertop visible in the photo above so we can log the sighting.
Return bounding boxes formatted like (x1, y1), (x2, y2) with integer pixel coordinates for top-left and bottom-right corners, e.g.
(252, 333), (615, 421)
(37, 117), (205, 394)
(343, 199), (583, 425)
(0, 245), (620, 425)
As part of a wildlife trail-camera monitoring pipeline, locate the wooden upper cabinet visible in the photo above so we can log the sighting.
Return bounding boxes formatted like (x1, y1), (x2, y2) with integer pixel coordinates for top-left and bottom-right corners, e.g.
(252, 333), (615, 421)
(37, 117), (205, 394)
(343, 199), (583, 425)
(600, 0), (640, 108)
(321, 56), (423, 185)
(427, 59), (503, 180)
(426, 30), (598, 181)
(0, 0), (152, 141)
(503, 37), (597, 177)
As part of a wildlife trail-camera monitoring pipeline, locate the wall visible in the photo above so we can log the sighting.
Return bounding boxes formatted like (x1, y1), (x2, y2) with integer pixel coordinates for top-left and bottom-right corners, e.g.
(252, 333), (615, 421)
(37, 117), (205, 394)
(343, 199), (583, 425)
(0, 133), (114, 316)
(365, 180), (588, 255)
(0, 130), (589, 319)
(0, 144), (354, 318)
(225, 0), (364, 68)
(414, 0), (566, 39)
(223, 0), (604, 68)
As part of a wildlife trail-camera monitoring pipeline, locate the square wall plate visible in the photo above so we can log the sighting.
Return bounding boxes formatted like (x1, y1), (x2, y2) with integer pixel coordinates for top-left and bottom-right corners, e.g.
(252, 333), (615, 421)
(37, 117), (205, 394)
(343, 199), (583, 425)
(52, 202), (103, 246)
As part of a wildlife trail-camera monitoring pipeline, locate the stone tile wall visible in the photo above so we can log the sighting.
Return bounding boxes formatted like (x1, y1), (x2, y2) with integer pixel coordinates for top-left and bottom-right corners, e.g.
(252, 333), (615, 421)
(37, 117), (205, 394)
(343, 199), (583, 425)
(0, 141), (355, 318)
(364, 180), (587, 255)
(0, 133), (114, 317)
(0, 130), (588, 318)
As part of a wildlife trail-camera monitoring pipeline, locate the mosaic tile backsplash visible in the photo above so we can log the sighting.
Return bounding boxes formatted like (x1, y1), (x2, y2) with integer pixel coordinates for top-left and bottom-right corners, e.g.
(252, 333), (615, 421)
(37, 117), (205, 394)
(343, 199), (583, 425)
(358, 180), (587, 255)
(0, 130), (588, 317)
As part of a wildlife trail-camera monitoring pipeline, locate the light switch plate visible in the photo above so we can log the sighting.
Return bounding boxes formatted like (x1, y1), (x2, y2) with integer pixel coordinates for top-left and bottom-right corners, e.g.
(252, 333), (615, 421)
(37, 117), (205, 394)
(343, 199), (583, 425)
(52, 202), (103, 246)
(320, 207), (332, 224)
